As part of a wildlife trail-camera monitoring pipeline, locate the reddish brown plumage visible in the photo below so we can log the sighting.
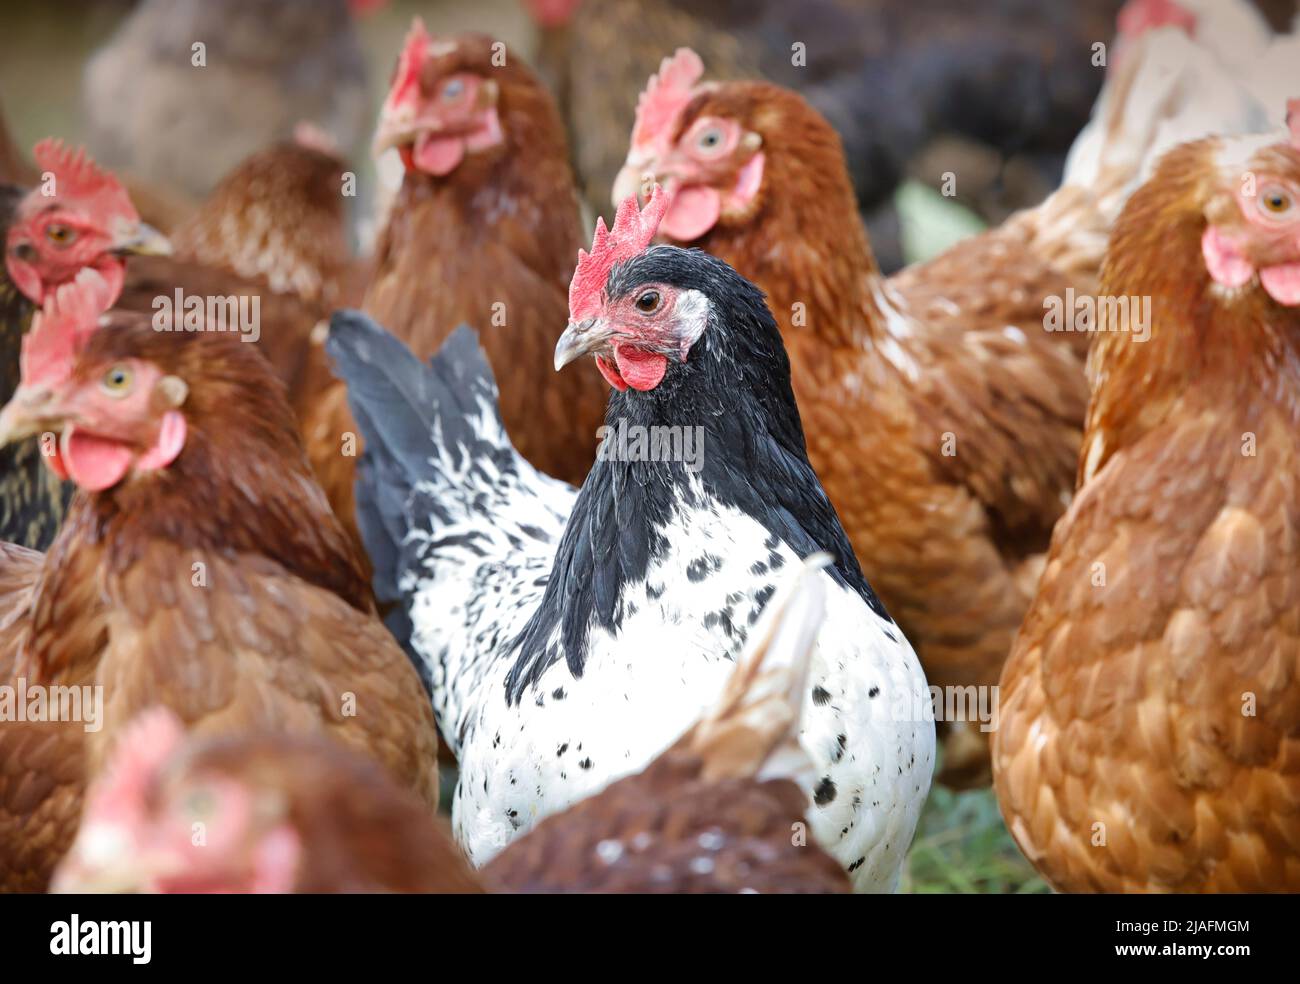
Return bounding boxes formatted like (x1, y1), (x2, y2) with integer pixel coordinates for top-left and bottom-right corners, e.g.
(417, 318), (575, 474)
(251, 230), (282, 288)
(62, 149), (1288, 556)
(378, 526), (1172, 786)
(994, 132), (1300, 892)
(484, 755), (848, 894)
(0, 317), (438, 892)
(116, 141), (367, 549)
(640, 79), (1092, 784)
(75, 729), (481, 894)
(363, 33), (606, 486)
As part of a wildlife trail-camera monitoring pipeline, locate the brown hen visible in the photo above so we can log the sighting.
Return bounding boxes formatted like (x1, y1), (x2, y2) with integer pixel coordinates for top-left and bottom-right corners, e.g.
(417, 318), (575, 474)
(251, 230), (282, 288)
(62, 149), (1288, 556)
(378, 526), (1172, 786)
(0, 288), (438, 892)
(994, 113), (1300, 893)
(616, 54), (1106, 783)
(364, 24), (606, 487)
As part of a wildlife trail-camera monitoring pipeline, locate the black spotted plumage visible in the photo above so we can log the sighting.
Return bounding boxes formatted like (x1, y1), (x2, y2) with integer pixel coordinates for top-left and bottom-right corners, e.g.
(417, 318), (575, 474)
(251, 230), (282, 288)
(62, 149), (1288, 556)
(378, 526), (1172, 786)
(506, 246), (889, 703)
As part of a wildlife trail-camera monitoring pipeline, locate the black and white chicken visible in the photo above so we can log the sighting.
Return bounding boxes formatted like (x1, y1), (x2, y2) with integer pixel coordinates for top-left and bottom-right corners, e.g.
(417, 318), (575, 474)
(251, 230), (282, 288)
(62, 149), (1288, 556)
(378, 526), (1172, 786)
(328, 189), (934, 891)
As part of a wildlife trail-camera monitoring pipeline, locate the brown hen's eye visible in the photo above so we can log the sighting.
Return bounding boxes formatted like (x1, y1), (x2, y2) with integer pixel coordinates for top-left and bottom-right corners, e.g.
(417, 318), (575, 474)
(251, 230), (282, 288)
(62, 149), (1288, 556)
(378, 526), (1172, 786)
(635, 290), (661, 313)
(1258, 186), (1293, 217)
(101, 365), (133, 396)
(442, 78), (465, 101)
(45, 224), (75, 245)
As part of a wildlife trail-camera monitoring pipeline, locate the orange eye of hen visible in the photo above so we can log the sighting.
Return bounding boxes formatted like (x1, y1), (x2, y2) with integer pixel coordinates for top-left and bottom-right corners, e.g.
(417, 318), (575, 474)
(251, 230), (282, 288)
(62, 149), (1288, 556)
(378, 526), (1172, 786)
(45, 223), (76, 246)
(1258, 185), (1294, 218)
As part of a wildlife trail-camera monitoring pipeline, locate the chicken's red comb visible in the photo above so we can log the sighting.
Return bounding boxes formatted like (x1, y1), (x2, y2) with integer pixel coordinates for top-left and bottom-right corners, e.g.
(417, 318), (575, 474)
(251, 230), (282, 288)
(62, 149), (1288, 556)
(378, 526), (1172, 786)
(383, 17), (430, 113)
(569, 185), (671, 321)
(1117, 0), (1196, 38)
(21, 268), (116, 389)
(1289, 99), (1300, 150)
(631, 48), (705, 153)
(86, 708), (186, 825)
(29, 139), (138, 224)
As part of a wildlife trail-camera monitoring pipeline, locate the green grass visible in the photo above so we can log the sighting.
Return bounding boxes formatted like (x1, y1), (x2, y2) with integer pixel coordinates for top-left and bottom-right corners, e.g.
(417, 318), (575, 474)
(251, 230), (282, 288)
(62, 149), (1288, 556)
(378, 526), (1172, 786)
(903, 785), (1049, 894)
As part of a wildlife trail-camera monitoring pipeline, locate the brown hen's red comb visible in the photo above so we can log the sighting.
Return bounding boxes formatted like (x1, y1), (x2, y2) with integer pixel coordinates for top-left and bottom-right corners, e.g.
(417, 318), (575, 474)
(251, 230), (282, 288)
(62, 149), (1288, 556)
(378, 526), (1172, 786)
(1117, 0), (1196, 37)
(22, 268), (116, 389)
(569, 185), (671, 321)
(383, 17), (429, 113)
(30, 139), (137, 224)
(631, 48), (705, 153)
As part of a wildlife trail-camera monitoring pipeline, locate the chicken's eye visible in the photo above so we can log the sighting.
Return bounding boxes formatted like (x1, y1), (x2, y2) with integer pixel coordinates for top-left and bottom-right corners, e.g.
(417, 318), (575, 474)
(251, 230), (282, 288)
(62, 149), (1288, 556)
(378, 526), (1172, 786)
(1258, 185), (1294, 218)
(696, 127), (725, 154)
(635, 290), (661, 313)
(45, 223), (76, 246)
(101, 365), (133, 397)
(182, 787), (217, 820)
(442, 78), (466, 101)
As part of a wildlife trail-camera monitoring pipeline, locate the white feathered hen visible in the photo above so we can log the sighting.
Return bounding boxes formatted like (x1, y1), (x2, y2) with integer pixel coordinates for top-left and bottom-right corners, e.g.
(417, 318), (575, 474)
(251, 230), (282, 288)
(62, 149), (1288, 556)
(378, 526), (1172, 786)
(328, 189), (935, 892)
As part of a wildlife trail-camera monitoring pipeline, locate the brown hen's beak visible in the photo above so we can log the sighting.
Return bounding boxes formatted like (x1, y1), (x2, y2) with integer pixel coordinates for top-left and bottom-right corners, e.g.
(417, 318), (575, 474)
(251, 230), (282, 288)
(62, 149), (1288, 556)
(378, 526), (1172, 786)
(372, 116), (415, 157)
(612, 163), (653, 209)
(111, 220), (171, 257)
(554, 318), (614, 371)
(0, 384), (64, 448)
(51, 825), (177, 894)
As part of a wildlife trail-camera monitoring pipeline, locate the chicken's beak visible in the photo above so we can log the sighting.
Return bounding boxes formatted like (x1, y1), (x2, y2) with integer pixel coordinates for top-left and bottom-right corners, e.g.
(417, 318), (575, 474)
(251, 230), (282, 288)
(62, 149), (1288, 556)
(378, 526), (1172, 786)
(111, 221), (172, 257)
(554, 318), (612, 371)
(0, 384), (64, 448)
(372, 117), (413, 157)
(612, 163), (651, 209)
(52, 856), (153, 894)
(51, 825), (170, 894)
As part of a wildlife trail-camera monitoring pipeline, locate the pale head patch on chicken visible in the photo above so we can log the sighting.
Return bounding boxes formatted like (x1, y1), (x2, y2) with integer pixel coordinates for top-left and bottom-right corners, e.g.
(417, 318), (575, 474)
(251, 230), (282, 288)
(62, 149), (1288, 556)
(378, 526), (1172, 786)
(330, 183), (935, 892)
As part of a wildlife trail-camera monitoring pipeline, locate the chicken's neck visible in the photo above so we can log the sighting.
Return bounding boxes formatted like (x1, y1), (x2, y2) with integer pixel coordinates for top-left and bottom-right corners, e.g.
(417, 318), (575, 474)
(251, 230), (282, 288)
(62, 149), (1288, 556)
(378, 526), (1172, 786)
(365, 99), (580, 359)
(695, 182), (892, 354)
(1086, 165), (1300, 477)
(86, 419), (374, 615)
(506, 297), (882, 704)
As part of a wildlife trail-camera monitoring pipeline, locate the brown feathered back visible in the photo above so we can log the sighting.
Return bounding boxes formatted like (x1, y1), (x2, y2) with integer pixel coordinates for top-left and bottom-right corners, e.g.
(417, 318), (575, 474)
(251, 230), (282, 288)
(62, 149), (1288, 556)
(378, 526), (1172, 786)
(165, 733), (479, 893)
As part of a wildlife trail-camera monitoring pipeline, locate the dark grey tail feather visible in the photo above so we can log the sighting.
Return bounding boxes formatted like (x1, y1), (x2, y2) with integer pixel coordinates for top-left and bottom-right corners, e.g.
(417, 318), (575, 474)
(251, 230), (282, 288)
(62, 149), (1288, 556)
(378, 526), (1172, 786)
(326, 311), (502, 666)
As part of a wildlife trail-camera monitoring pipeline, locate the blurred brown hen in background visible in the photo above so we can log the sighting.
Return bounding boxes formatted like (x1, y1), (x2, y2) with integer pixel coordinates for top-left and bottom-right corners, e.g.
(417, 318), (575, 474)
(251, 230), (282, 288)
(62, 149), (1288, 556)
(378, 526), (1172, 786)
(363, 24), (606, 487)
(115, 138), (371, 545)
